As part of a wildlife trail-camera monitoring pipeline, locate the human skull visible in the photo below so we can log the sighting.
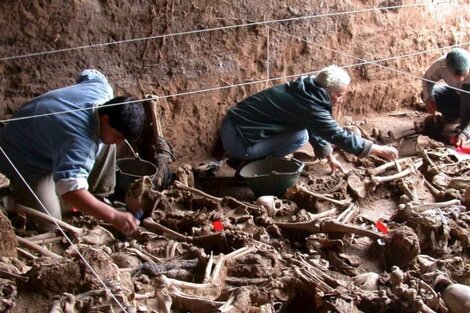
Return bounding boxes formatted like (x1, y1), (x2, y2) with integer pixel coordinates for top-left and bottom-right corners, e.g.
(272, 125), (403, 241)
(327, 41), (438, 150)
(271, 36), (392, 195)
(256, 196), (296, 218)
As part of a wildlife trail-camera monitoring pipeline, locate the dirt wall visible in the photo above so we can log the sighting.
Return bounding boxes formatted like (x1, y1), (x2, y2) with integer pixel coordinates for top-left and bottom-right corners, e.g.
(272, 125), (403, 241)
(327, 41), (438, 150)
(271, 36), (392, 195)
(0, 0), (469, 162)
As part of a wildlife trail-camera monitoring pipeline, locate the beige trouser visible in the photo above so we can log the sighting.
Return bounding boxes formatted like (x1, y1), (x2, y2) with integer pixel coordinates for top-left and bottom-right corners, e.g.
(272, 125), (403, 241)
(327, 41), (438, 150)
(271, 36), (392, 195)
(3, 145), (116, 230)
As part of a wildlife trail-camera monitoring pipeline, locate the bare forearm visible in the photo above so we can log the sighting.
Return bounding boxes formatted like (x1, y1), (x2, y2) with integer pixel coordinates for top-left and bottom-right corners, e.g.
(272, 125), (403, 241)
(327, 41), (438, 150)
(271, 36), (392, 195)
(62, 189), (138, 234)
(62, 189), (116, 222)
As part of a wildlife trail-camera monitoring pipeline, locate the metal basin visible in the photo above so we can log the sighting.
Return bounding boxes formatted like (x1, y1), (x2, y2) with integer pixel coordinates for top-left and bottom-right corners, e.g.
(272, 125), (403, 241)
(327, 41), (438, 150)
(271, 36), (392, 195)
(115, 158), (157, 199)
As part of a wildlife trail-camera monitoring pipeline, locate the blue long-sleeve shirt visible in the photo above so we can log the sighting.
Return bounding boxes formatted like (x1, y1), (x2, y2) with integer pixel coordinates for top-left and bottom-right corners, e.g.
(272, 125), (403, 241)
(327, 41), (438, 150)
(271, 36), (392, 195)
(0, 69), (114, 195)
(228, 75), (372, 158)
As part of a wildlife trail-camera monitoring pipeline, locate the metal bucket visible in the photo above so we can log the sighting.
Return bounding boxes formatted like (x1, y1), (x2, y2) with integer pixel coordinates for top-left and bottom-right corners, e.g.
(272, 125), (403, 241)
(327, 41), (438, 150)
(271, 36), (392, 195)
(115, 158), (158, 199)
(239, 158), (304, 197)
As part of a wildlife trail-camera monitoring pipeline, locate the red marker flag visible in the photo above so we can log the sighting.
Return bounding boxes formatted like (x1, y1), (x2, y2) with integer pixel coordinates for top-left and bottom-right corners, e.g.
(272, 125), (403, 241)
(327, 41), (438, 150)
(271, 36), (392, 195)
(212, 220), (224, 232)
(457, 146), (470, 154)
(375, 220), (389, 235)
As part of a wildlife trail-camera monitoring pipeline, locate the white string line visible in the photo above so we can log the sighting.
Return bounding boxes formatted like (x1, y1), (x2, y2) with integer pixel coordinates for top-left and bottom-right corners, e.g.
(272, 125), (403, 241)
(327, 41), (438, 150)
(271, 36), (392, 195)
(0, 145), (129, 313)
(270, 26), (470, 95)
(3, 36), (470, 125)
(2, 36), (470, 125)
(0, 1), (452, 62)
(266, 26), (270, 88)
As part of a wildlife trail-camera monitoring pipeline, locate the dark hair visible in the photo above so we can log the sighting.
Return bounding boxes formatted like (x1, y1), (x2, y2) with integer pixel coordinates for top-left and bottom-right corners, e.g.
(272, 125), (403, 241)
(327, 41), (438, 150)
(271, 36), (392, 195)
(446, 48), (470, 76)
(98, 96), (145, 140)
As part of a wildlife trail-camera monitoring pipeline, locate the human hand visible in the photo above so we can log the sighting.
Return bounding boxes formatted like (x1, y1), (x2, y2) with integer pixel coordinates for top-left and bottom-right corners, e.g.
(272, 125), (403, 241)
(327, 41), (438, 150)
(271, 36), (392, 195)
(371, 144), (399, 161)
(425, 99), (437, 115)
(456, 133), (468, 147)
(111, 210), (140, 235)
(425, 99), (441, 116)
(326, 154), (347, 174)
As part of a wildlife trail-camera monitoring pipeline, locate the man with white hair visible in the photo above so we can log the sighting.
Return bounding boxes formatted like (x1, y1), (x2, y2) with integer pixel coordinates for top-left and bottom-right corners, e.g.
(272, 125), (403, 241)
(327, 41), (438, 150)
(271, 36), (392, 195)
(422, 48), (470, 146)
(220, 65), (399, 173)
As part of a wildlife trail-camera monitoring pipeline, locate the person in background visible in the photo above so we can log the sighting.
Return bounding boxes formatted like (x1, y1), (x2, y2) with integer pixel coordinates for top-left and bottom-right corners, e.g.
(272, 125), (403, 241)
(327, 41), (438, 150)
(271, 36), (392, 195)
(220, 65), (399, 174)
(422, 48), (470, 146)
(0, 69), (145, 235)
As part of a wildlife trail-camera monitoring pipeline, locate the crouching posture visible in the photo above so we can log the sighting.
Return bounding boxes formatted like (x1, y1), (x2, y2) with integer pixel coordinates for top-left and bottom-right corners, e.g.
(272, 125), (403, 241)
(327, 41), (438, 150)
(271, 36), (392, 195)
(422, 48), (470, 145)
(220, 65), (398, 173)
(0, 69), (145, 235)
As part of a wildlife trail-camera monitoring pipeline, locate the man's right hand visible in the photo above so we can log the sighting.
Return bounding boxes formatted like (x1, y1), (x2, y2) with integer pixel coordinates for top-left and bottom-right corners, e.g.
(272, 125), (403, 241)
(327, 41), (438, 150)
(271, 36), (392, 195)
(425, 99), (438, 116)
(111, 210), (140, 235)
(456, 133), (468, 147)
(370, 144), (399, 161)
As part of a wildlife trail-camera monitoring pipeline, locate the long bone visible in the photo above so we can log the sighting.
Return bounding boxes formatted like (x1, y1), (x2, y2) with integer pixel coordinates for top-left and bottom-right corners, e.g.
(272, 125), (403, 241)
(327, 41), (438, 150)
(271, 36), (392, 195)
(398, 199), (461, 212)
(367, 157), (413, 176)
(336, 204), (360, 224)
(16, 235), (62, 259)
(275, 219), (382, 240)
(158, 247), (254, 290)
(174, 180), (261, 210)
(297, 185), (351, 208)
(174, 180), (222, 202)
(370, 158), (423, 184)
(16, 204), (115, 245)
(142, 218), (228, 248)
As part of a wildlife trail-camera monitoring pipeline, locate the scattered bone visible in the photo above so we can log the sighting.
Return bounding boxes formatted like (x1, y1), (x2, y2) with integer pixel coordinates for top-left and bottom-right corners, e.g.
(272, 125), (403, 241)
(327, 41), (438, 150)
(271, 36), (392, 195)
(175, 164), (195, 187)
(275, 218), (382, 240)
(367, 157), (413, 176)
(370, 158), (423, 184)
(0, 173), (9, 189)
(297, 185), (351, 208)
(347, 173), (366, 198)
(398, 199), (461, 213)
(435, 276), (470, 313)
(16, 204), (115, 245)
(15, 236), (62, 259)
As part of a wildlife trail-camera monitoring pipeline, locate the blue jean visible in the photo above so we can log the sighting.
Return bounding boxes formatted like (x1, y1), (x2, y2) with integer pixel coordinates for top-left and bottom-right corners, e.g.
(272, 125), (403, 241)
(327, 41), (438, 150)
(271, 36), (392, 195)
(220, 116), (309, 160)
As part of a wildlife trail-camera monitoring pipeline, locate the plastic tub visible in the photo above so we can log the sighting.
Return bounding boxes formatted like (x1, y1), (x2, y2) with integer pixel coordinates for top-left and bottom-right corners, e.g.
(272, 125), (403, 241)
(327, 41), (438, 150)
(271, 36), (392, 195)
(239, 158), (304, 197)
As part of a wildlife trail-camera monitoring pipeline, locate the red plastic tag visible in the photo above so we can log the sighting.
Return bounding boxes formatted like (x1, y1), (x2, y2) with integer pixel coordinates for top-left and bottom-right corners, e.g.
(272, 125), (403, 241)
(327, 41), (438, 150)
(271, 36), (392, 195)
(456, 146), (470, 154)
(375, 220), (389, 234)
(212, 220), (224, 232)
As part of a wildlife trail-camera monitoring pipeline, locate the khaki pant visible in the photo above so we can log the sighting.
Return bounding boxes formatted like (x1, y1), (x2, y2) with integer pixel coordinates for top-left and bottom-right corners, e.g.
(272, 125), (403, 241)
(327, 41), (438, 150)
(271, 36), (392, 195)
(1, 145), (116, 230)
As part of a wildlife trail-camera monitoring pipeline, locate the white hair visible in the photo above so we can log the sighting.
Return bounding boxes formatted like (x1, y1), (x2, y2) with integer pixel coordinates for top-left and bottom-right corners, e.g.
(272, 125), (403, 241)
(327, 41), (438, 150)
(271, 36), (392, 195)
(314, 65), (351, 92)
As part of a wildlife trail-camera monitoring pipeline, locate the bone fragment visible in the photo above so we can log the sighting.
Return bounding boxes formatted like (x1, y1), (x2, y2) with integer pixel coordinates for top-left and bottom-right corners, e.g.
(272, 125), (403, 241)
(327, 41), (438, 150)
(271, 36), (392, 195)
(142, 218), (227, 249)
(336, 204), (359, 224)
(0, 269), (28, 282)
(367, 157), (413, 176)
(16, 204), (84, 235)
(297, 185), (351, 208)
(203, 252), (214, 283)
(167, 286), (225, 311)
(320, 220), (383, 240)
(16, 235), (62, 259)
(174, 180), (222, 202)
(371, 159), (423, 184)
(399, 199), (461, 212)
(275, 219), (382, 239)
(17, 248), (37, 260)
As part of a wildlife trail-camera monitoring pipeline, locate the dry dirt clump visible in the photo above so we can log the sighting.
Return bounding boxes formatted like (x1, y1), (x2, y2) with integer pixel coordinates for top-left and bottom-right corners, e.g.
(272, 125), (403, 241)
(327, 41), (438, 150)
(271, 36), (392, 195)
(2, 112), (470, 312)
